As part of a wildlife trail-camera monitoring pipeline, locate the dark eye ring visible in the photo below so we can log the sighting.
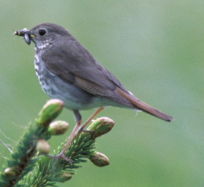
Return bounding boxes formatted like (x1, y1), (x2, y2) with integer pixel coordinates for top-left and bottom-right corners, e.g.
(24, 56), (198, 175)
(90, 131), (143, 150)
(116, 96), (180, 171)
(38, 29), (46, 36)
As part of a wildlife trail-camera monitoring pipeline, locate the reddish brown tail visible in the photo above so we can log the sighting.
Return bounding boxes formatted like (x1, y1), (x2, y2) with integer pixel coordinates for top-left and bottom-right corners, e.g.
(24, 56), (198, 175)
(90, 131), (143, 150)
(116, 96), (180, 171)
(116, 88), (173, 122)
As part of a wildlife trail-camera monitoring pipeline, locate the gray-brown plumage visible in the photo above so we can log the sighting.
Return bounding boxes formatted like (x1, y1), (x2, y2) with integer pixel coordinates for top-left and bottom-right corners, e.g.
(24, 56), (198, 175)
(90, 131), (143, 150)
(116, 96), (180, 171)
(15, 23), (173, 122)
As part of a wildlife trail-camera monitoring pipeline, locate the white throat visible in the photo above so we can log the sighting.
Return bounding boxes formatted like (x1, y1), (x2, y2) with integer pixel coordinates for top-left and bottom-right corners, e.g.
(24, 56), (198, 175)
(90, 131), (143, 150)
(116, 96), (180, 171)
(36, 40), (51, 50)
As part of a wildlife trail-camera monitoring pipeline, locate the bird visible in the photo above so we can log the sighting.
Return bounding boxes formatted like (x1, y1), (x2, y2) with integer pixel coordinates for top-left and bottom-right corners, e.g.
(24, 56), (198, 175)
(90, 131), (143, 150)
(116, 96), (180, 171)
(15, 23), (173, 125)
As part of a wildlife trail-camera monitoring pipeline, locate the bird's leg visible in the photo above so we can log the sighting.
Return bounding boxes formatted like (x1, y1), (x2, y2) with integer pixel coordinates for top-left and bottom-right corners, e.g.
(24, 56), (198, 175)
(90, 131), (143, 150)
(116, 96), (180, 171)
(57, 107), (104, 162)
(73, 110), (82, 126)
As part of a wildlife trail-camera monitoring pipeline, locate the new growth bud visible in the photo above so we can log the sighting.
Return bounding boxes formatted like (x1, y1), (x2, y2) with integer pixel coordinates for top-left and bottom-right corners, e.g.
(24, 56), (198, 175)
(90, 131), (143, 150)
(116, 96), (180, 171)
(48, 121), (69, 135)
(36, 139), (50, 154)
(87, 117), (115, 138)
(4, 167), (17, 177)
(89, 151), (110, 167)
(57, 172), (73, 182)
(36, 99), (64, 126)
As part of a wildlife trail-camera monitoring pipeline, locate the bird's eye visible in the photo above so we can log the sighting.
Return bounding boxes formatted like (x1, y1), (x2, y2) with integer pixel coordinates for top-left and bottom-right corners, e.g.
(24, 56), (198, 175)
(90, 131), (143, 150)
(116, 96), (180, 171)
(38, 29), (46, 36)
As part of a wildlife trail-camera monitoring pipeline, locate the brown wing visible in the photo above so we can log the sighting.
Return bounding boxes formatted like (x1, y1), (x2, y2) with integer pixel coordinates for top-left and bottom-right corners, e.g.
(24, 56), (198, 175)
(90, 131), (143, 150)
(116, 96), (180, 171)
(42, 37), (173, 122)
(42, 38), (127, 98)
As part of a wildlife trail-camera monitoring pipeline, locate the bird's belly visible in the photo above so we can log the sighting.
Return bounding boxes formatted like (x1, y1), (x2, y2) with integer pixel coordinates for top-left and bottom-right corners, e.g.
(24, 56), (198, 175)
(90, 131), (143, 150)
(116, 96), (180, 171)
(34, 57), (104, 110)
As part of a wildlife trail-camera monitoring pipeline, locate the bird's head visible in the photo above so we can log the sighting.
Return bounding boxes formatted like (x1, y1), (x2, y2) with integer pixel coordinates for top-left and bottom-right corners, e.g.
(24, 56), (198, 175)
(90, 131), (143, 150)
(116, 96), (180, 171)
(14, 23), (70, 49)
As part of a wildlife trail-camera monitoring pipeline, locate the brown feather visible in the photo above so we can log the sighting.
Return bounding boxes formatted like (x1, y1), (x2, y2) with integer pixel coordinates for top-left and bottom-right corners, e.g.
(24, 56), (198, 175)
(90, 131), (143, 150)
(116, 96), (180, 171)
(39, 25), (173, 122)
(116, 88), (173, 122)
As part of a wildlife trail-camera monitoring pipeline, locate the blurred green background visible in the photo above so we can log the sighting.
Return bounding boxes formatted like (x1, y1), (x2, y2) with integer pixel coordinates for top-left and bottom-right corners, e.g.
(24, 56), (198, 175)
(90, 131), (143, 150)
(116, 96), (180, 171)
(0, 0), (204, 186)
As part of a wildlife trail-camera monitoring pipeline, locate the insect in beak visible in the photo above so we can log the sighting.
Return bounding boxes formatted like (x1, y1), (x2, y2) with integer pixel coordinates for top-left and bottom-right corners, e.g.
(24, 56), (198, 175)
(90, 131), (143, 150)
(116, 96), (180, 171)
(14, 28), (34, 45)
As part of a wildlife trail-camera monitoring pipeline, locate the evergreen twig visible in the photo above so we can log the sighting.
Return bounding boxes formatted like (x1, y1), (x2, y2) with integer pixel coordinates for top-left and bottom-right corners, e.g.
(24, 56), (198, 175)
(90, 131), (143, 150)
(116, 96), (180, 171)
(0, 99), (64, 187)
(0, 100), (115, 187)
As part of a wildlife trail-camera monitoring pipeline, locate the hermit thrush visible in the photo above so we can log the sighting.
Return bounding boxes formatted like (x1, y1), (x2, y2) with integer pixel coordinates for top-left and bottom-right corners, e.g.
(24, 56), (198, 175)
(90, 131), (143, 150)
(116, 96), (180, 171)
(15, 23), (173, 123)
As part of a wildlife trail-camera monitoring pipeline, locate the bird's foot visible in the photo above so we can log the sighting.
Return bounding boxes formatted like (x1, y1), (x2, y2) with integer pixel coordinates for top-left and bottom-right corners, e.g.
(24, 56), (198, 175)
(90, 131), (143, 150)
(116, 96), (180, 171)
(76, 120), (82, 127)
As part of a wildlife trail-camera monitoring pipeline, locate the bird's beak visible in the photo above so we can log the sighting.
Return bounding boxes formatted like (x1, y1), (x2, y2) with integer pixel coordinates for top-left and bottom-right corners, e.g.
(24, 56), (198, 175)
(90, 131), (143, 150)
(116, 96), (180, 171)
(14, 28), (35, 45)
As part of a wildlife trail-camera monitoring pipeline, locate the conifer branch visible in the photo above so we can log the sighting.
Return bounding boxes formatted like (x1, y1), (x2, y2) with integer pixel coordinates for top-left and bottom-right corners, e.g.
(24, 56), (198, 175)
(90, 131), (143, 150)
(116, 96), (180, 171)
(0, 100), (115, 187)
(0, 99), (64, 187)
